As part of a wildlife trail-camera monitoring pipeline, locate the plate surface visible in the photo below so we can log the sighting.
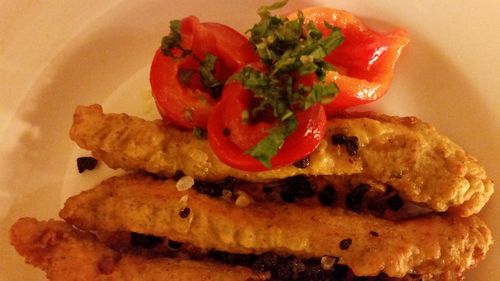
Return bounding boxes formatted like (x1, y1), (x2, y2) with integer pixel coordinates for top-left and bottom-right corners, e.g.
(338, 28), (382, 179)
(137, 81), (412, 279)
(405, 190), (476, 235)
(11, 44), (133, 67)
(1, 1), (498, 280)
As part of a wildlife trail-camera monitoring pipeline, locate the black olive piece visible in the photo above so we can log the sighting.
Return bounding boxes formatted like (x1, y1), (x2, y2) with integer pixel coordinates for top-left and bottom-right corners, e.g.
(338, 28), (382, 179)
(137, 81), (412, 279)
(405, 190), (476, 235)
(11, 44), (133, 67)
(173, 170), (185, 181)
(271, 255), (305, 280)
(345, 184), (370, 212)
(280, 190), (296, 203)
(221, 176), (237, 190)
(262, 186), (273, 193)
(208, 250), (257, 266)
(179, 207), (190, 218)
(76, 156), (98, 173)
(339, 238), (352, 250)
(386, 194), (404, 211)
(194, 181), (224, 197)
(331, 134), (359, 156)
(194, 177), (236, 197)
(318, 185), (337, 206)
(130, 233), (163, 249)
(293, 155), (310, 169)
(167, 239), (183, 249)
(285, 175), (316, 198)
(371, 273), (391, 281)
(252, 252), (279, 272)
(331, 264), (349, 280)
(299, 258), (325, 281)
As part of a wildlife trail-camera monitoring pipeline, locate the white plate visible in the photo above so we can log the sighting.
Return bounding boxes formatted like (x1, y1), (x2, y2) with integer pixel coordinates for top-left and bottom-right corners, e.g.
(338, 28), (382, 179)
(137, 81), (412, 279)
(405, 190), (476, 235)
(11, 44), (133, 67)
(1, 1), (498, 280)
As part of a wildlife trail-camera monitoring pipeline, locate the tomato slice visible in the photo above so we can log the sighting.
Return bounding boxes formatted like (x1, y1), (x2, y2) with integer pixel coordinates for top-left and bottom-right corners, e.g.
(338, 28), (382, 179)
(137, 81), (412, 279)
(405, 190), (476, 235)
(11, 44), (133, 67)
(150, 16), (258, 128)
(291, 7), (409, 113)
(207, 81), (327, 171)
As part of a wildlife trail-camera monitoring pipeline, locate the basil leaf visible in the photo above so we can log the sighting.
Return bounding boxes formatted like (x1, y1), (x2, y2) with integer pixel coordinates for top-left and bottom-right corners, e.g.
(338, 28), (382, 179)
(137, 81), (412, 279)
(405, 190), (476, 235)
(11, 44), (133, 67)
(246, 115), (298, 168)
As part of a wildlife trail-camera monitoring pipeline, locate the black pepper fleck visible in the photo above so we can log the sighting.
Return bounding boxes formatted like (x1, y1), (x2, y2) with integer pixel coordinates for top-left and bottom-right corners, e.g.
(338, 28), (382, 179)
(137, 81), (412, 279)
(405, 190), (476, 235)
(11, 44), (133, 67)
(331, 134), (359, 156)
(339, 238), (352, 250)
(370, 231), (379, 237)
(179, 207), (190, 218)
(222, 127), (231, 136)
(318, 185), (337, 206)
(77, 156), (98, 173)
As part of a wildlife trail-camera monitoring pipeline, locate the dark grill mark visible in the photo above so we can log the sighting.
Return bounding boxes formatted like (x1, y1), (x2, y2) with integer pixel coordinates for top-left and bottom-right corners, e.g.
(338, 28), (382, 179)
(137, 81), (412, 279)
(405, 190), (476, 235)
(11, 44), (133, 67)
(130, 233), (163, 249)
(179, 207), (190, 218)
(345, 184), (370, 212)
(77, 156), (98, 173)
(331, 134), (359, 156)
(318, 185), (337, 206)
(339, 238), (352, 250)
(293, 155), (311, 169)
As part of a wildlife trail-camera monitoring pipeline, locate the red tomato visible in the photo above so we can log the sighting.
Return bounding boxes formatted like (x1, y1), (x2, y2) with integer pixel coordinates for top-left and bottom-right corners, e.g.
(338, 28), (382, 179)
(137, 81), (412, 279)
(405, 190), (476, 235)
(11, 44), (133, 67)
(150, 16), (258, 128)
(290, 7), (409, 113)
(207, 81), (327, 171)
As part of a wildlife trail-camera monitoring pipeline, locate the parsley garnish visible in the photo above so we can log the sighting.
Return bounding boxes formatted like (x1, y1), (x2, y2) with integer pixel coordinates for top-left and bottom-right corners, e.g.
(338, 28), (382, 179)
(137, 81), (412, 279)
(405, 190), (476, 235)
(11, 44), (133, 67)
(239, 0), (344, 167)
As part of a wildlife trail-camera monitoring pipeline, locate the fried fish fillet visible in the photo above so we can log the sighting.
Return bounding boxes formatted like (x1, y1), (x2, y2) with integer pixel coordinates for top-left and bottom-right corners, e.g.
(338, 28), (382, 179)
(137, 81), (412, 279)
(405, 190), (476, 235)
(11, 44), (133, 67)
(69, 105), (493, 216)
(10, 218), (265, 281)
(59, 174), (492, 279)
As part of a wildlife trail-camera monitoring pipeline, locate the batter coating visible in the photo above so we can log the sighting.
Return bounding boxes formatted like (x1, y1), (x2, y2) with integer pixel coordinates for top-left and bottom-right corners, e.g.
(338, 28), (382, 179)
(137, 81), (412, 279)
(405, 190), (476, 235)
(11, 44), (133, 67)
(70, 105), (493, 216)
(10, 218), (265, 281)
(59, 174), (492, 279)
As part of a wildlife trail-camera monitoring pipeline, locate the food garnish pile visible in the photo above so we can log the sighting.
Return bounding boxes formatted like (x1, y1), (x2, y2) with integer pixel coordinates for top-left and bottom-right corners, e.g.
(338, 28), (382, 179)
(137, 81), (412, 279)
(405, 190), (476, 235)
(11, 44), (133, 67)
(10, 1), (494, 281)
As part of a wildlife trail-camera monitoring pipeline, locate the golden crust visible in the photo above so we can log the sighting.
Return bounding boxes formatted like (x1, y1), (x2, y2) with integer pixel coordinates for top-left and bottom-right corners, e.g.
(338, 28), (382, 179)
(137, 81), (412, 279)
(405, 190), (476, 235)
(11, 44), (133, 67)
(10, 218), (265, 281)
(59, 174), (492, 279)
(69, 105), (493, 216)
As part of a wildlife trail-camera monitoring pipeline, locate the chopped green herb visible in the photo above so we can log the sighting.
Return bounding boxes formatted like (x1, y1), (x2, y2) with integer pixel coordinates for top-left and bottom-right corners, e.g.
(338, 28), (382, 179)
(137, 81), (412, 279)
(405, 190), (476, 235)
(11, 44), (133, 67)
(199, 53), (223, 99)
(236, 0), (345, 167)
(302, 82), (339, 109)
(246, 116), (297, 168)
(161, 20), (189, 57)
